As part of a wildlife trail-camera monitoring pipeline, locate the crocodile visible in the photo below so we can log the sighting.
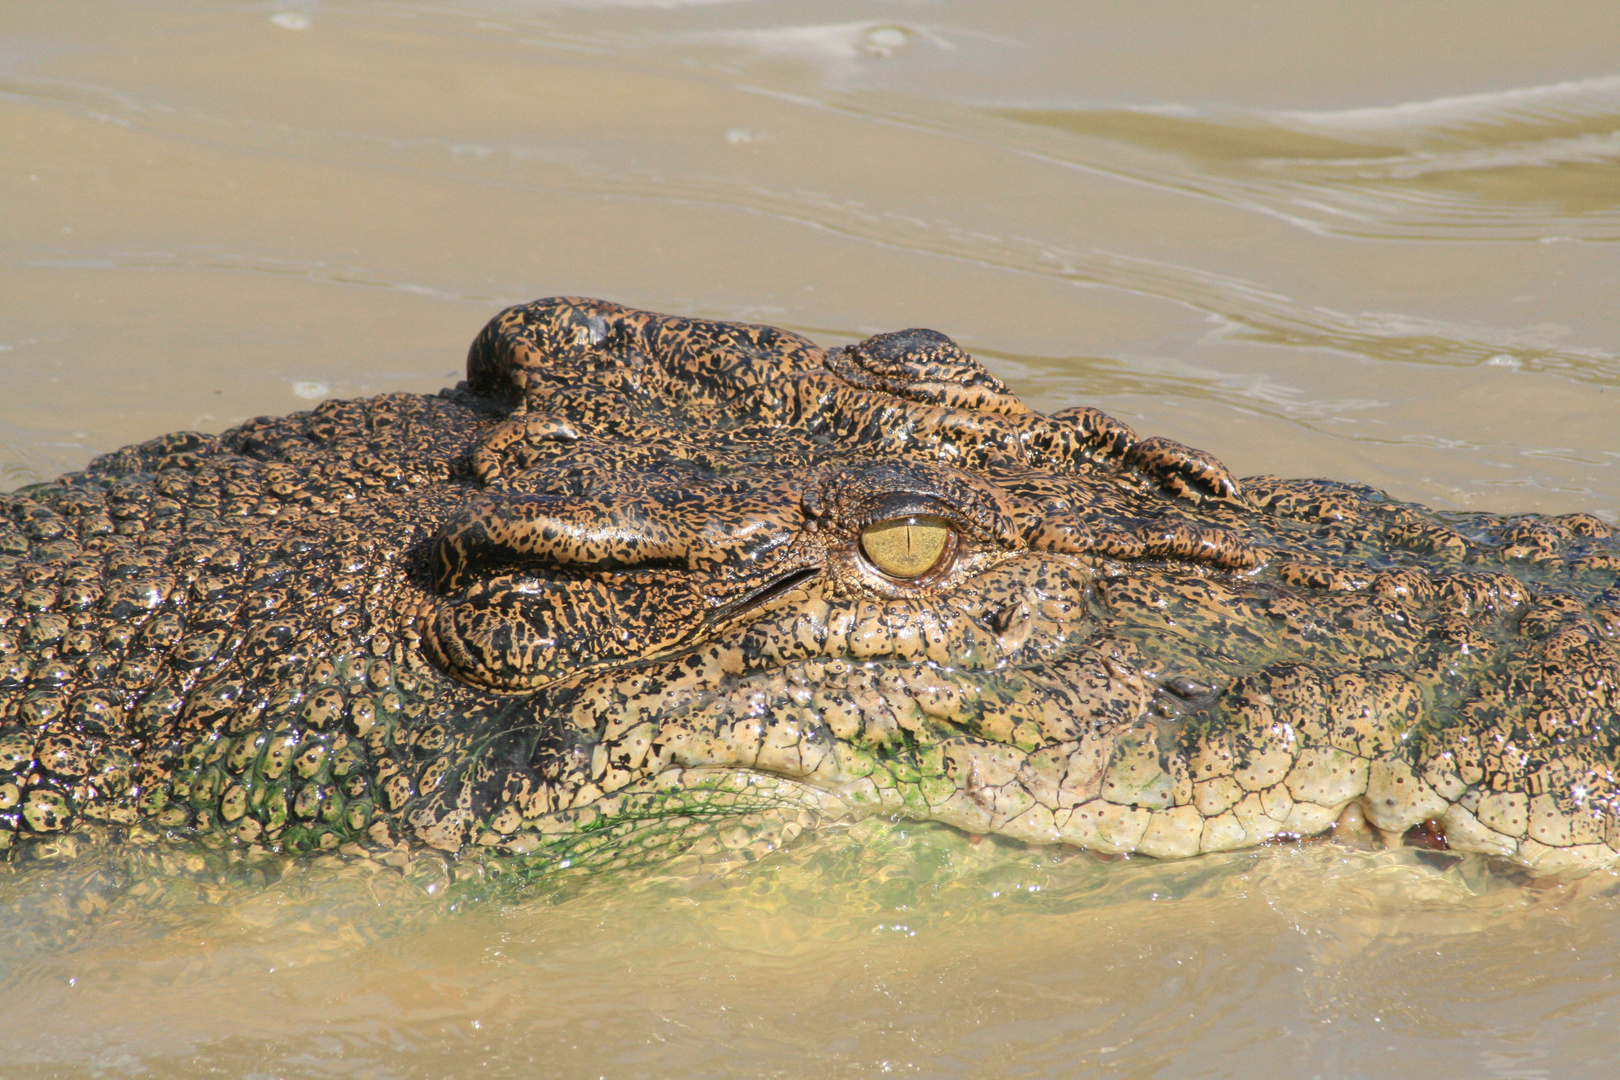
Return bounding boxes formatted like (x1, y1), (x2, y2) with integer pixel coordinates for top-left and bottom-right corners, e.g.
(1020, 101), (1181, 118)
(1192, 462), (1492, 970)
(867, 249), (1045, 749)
(1, 298), (1617, 876)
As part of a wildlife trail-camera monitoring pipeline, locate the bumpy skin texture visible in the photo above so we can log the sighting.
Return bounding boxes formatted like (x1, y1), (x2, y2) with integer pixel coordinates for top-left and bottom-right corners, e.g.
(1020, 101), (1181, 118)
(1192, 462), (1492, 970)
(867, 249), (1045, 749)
(2, 298), (1619, 873)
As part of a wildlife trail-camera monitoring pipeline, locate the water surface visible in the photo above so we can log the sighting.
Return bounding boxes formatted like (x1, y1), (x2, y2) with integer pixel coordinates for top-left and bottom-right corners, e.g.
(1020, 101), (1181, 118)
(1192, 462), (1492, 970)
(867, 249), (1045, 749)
(3, 1), (1619, 1076)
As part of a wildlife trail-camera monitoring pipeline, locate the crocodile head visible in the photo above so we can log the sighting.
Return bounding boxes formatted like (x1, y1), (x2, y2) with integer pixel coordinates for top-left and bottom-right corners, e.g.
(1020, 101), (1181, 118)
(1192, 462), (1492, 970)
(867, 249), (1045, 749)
(406, 299), (1620, 871)
(2, 298), (1617, 874)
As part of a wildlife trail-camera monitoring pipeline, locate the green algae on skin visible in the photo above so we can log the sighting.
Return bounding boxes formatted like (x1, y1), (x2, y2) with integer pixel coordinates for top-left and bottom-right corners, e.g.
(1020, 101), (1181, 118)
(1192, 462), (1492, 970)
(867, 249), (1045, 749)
(0, 299), (1617, 880)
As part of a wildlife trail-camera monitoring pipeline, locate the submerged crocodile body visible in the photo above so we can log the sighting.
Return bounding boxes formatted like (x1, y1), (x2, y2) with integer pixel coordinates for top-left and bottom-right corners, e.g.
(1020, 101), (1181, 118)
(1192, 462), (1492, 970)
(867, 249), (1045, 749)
(2, 299), (1618, 874)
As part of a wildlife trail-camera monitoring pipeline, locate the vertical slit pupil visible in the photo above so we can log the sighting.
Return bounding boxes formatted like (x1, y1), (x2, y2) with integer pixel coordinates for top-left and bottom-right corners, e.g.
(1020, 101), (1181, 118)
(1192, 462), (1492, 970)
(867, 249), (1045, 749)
(860, 515), (952, 578)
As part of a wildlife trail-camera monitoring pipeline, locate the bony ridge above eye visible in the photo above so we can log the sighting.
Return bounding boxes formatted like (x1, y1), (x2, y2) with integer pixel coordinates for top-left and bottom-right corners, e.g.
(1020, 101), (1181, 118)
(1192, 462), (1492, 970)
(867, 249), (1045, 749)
(858, 515), (955, 579)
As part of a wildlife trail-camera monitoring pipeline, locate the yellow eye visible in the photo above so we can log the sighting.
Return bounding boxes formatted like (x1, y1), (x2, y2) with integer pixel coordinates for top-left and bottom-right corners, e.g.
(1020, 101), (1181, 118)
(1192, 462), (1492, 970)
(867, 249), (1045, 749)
(859, 516), (955, 579)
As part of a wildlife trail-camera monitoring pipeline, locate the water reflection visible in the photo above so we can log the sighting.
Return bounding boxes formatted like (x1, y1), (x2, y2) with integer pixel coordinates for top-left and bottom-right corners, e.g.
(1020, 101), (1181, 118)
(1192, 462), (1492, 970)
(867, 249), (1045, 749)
(1001, 74), (1620, 240)
(3, 823), (1618, 1076)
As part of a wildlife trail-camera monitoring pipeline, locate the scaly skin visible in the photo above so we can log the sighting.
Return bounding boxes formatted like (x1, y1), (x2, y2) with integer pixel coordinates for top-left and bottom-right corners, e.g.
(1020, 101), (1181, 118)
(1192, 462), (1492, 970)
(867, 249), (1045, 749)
(1, 298), (1617, 874)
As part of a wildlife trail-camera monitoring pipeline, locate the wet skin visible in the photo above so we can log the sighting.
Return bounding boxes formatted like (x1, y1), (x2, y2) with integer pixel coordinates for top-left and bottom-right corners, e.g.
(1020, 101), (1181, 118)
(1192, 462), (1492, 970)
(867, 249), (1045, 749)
(1, 299), (1618, 873)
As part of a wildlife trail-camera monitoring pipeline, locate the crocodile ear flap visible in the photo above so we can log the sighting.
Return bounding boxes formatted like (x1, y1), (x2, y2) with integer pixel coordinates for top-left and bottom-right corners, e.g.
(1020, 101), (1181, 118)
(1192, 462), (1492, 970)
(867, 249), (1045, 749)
(430, 493), (689, 594)
(423, 492), (708, 691)
(423, 574), (706, 693)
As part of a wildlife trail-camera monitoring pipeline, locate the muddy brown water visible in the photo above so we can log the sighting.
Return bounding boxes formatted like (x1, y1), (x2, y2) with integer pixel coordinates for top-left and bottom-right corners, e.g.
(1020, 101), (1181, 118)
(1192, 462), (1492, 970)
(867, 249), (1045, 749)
(3, 2), (1620, 1076)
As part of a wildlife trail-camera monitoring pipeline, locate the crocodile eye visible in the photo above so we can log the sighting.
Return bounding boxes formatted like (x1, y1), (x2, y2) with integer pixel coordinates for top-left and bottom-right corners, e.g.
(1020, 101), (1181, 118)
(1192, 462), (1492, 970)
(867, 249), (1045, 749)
(858, 516), (955, 579)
